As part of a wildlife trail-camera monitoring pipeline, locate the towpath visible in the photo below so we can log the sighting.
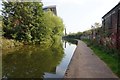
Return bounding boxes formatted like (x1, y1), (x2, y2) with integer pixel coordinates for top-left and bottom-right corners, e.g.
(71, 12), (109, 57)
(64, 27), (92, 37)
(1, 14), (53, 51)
(64, 40), (119, 79)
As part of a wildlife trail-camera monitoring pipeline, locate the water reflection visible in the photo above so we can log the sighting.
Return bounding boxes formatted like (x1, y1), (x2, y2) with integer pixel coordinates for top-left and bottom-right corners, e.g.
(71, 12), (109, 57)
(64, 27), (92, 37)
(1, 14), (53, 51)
(2, 42), (64, 78)
(63, 39), (78, 45)
(43, 40), (76, 78)
(2, 40), (76, 79)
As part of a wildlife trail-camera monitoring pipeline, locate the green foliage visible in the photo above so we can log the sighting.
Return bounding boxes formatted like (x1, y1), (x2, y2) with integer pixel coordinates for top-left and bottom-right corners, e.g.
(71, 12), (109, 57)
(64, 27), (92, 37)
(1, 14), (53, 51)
(2, 2), (64, 44)
(0, 15), (2, 21)
(63, 32), (82, 39)
(63, 38), (78, 45)
(1, 37), (23, 51)
(2, 2), (43, 42)
(41, 11), (64, 43)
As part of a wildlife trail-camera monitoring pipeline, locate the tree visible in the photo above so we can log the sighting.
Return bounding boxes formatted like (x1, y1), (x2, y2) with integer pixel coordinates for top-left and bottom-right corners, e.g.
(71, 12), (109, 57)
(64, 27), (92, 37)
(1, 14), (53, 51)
(41, 11), (64, 44)
(63, 32), (82, 39)
(2, 2), (43, 43)
(2, 1), (64, 44)
(94, 22), (101, 28)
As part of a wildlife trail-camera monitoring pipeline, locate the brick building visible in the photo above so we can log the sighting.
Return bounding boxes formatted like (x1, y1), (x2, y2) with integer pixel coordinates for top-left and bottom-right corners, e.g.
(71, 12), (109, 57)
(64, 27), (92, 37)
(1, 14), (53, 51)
(102, 2), (120, 50)
(43, 5), (57, 15)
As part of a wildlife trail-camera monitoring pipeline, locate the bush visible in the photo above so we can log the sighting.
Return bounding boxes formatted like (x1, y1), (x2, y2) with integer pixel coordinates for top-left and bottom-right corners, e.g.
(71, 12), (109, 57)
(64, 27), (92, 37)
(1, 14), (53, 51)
(2, 2), (64, 44)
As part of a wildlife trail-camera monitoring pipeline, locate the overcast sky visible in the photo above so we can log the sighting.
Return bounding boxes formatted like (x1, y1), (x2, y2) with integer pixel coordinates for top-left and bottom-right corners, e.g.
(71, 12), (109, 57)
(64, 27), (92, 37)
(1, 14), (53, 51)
(42, 0), (120, 33)
(0, 0), (120, 33)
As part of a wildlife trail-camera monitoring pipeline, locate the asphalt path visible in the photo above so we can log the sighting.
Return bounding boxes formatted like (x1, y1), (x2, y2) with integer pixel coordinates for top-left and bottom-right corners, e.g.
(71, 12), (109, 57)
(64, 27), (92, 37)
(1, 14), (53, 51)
(64, 40), (119, 79)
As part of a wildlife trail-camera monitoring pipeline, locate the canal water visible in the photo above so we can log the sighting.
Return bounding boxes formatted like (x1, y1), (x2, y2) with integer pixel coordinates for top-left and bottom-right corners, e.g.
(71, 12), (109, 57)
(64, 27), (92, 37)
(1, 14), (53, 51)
(2, 40), (76, 79)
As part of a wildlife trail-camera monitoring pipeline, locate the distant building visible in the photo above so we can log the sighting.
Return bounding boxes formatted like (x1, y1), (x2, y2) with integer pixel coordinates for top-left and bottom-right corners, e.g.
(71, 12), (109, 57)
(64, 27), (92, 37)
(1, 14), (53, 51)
(43, 5), (57, 15)
(102, 2), (120, 49)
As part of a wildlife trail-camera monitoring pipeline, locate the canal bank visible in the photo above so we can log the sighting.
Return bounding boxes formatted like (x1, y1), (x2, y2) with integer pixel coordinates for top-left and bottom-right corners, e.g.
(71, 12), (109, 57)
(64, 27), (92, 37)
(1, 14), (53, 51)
(64, 40), (119, 78)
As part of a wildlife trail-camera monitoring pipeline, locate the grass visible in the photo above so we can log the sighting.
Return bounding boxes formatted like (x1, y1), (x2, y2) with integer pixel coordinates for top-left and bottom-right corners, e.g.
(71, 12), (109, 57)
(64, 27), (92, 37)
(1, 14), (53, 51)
(1, 37), (23, 55)
(82, 39), (120, 78)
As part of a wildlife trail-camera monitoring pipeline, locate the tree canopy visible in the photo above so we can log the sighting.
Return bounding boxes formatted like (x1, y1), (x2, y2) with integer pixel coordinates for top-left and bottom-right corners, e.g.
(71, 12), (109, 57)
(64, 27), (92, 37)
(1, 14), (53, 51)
(63, 32), (82, 39)
(2, 2), (64, 44)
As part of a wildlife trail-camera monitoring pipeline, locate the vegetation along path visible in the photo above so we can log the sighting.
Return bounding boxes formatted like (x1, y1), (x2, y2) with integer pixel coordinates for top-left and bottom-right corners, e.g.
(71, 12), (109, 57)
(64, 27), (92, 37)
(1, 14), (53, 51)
(64, 40), (119, 78)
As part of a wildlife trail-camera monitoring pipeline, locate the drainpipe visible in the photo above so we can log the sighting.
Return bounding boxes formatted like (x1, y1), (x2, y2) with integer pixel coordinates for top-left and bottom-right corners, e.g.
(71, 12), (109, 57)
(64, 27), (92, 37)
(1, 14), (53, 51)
(117, 10), (119, 50)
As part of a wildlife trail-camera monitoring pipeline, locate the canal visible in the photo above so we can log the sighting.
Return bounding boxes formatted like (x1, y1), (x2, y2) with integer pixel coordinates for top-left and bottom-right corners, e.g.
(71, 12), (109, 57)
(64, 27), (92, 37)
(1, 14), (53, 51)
(2, 40), (77, 79)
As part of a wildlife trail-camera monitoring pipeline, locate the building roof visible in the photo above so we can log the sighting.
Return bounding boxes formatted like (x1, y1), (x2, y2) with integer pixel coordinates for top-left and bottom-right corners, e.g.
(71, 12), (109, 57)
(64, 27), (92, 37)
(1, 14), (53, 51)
(43, 5), (56, 10)
(102, 2), (120, 19)
(42, 5), (57, 15)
